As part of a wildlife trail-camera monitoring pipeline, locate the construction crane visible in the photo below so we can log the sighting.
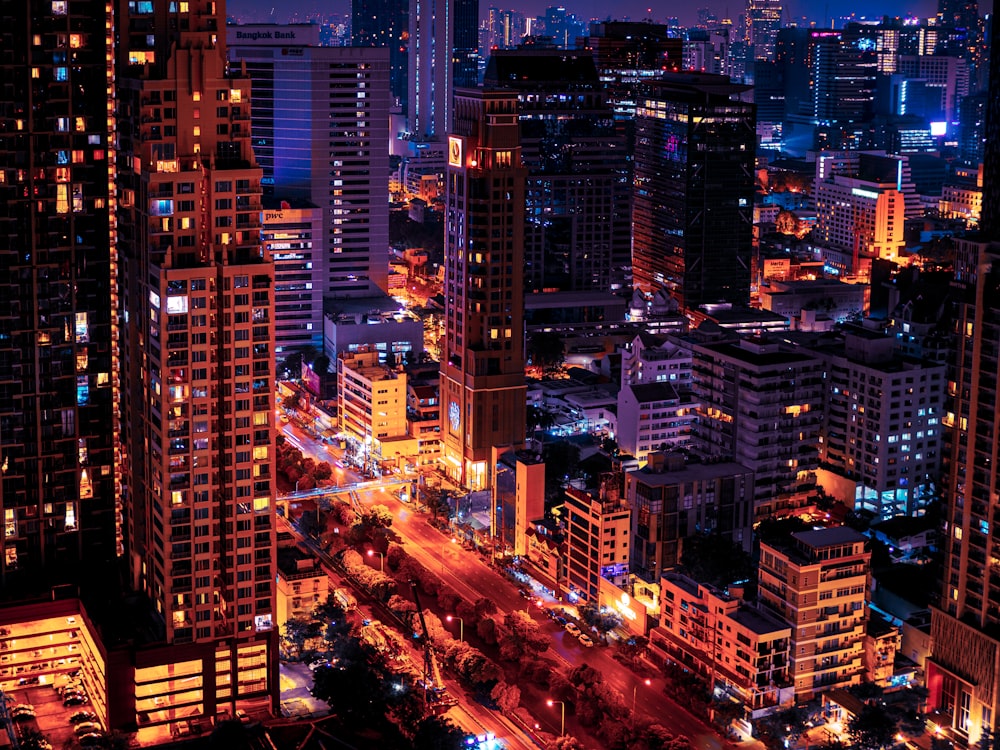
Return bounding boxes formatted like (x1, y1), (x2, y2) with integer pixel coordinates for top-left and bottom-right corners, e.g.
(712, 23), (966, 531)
(409, 581), (457, 714)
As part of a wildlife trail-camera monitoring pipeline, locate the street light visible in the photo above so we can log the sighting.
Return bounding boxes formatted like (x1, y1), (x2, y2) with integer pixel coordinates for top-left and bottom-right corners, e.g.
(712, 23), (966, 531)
(632, 678), (652, 730)
(446, 615), (464, 642)
(440, 538), (457, 573)
(547, 699), (565, 736)
(367, 549), (384, 573)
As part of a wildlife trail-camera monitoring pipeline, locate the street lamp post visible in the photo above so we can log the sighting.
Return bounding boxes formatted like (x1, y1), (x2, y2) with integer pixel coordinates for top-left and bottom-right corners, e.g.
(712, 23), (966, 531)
(446, 615), (464, 642)
(440, 538), (456, 573)
(367, 549), (384, 573)
(632, 678), (652, 730)
(547, 699), (565, 736)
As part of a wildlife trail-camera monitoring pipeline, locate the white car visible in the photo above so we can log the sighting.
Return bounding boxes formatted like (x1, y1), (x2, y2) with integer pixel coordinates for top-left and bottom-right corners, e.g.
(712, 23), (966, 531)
(578, 633), (595, 648)
(308, 659), (329, 671)
(564, 622), (581, 637)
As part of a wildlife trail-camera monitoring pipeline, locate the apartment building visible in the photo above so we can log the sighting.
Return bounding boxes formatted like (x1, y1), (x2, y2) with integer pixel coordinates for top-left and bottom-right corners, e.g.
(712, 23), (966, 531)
(758, 527), (871, 701)
(649, 572), (793, 715)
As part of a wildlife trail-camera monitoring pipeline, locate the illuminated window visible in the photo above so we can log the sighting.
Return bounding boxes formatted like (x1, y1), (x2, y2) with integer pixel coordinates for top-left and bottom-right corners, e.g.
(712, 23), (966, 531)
(252, 446), (268, 460)
(56, 184), (69, 214)
(253, 497), (270, 512)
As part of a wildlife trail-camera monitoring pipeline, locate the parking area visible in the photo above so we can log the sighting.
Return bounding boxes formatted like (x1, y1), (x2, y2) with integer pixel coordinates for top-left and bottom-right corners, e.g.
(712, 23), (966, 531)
(2, 680), (101, 749)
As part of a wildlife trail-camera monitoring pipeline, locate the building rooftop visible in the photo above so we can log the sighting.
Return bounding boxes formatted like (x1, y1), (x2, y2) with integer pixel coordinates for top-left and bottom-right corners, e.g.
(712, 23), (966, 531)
(791, 526), (868, 549)
(628, 381), (680, 404)
(484, 49), (601, 87)
(629, 457), (753, 486)
(731, 604), (792, 636)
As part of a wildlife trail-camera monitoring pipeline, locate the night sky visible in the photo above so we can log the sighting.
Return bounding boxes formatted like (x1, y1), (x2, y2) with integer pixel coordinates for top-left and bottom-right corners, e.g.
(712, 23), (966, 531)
(227, 0), (991, 29)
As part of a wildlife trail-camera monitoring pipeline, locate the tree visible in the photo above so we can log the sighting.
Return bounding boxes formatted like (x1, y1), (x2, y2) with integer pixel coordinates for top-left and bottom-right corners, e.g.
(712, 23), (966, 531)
(411, 716), (467, 749)
(545, 736), (586, 750)
(618, 635), (649, 665)
(848, 703), (898, 750)
(679, 534), (754, 589)
(490, 681), (521, 714)
(282, 392), (301, 410)
(497, 611), (550, 662)
(543, 441), (581, 499)
(528, 331), (566, 371)
(579, 601), (622, 634)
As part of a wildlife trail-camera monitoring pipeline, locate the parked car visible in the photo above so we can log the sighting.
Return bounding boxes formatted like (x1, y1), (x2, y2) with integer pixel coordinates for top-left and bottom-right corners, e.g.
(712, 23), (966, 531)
(64, 693), (88, 707)
(70, 711), (98, 724)
(75, 722), (101, 736)
(578, 633), (595, 648)
(564, 622), (581, 637)
(78, 733), (103, 746)
(11, 704), (35, 720)
(307, 659), (329, 671)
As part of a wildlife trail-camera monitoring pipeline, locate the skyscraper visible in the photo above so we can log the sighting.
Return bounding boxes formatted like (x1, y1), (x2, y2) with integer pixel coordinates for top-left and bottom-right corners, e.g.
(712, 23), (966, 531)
(439, 89), (527, 491)
(0, 0), (119, 599)
(745, 0), (783, 62)
(117, 0), (279, 725)
(352, 0), (409, 112)
(483, 50), (631, 293)
(927, 15), (1000, 743)
(631, 73), (756, 311)
(229, 30), (391, 299)
(408, 0), (479, 139)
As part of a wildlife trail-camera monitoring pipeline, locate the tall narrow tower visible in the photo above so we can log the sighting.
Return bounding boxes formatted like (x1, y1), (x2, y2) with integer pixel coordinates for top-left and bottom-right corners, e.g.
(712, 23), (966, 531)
(0, 0), (119, 599)
(926, 14), (1000, 745)
(439, 89), (527, 491)
(117, 0), (279, 724)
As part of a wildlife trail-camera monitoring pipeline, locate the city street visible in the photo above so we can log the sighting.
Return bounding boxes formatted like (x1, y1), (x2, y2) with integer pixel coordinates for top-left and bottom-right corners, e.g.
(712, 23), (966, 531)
(279, 418), (739, 750)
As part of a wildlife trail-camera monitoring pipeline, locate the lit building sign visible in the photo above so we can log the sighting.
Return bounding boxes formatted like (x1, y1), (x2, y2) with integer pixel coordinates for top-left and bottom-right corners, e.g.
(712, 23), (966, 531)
(448, 136), (463, 168)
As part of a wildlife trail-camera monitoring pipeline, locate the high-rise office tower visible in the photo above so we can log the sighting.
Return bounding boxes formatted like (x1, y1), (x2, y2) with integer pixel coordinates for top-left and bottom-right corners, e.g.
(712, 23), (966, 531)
(439, 89), (527, 491)
(584, 21), (683, 120)
(453, 0), (480, 89)
(117, 0), (278, 723)
(0, 1), (119, 599)
(229, 30), (391, 299)
(745, 0), (782, 62)
(483, 50), (631, 293)
(408, 0), (479, 139)
(927, 14), (1000, 742)
(351, 0), (409, 112)
(632, 73), (756, 311)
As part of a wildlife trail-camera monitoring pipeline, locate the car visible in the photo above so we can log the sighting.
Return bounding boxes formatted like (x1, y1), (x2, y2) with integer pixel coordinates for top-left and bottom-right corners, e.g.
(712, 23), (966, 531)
(307, 659), (329, 671)
(78, 733), (103, 747)
(64, 694), (88, 707)
(564, 622), (581, 637)
(70, 711), (98, 724)
(554, 615), (568, 626)
(59, 682), (84, 696)
(75, 722), (101, 735)
(578, 633), (595, 648)
(11, 704), (35, 720)
(236, 709), (251, 724)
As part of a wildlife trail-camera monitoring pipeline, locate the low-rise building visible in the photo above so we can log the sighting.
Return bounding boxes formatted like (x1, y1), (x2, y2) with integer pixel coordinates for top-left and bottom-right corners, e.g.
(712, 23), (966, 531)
(276, 546), (330, 627)
(864, 612), (901, 688)
(617, 382), (698, 463)
(563, 474), (630, 603)
(758, 527), (871, 702)
(649, 572), (793, 716)
(337, 347), (408, 473)
(627, 451), (754, 584)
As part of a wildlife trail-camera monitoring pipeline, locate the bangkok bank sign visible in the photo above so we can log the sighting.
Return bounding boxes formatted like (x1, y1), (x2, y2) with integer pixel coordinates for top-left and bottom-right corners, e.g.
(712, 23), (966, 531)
(226, 24), (321, 47)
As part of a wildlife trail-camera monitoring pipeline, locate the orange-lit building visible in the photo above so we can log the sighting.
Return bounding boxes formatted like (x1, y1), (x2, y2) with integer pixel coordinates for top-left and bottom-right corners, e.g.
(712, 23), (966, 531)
(758, 527), (871, 702)
(116, 0), (278, 736)
(439, 89), (528, 490)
